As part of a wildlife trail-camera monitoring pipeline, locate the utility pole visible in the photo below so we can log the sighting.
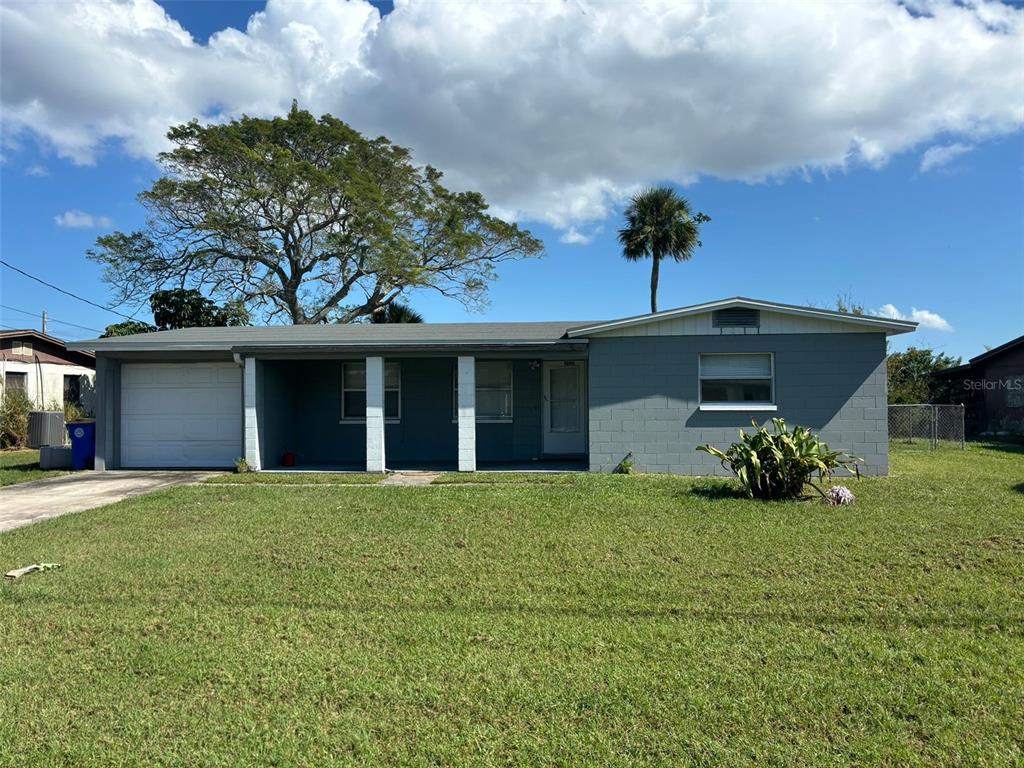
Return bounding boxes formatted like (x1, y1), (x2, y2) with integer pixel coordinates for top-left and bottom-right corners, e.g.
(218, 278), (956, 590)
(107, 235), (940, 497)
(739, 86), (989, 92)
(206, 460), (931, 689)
(41, 310), (48, 335)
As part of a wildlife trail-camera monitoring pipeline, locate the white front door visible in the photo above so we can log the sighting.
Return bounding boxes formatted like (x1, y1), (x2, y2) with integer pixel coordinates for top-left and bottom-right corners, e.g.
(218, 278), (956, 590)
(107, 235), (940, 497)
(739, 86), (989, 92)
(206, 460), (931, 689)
(542, 361), (586, 455)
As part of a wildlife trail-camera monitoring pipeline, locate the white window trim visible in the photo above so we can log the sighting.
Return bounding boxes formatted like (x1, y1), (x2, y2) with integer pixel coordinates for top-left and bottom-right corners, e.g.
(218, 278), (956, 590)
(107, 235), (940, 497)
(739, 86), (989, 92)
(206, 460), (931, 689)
(452, 361), (514, 423)
(698, 352), (776, 412)
(340, 360), (401, 424)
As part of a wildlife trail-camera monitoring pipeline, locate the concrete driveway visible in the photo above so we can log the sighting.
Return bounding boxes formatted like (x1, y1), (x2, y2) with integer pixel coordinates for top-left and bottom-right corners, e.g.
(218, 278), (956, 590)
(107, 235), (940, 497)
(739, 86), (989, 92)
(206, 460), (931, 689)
(0, 471), (215, 533)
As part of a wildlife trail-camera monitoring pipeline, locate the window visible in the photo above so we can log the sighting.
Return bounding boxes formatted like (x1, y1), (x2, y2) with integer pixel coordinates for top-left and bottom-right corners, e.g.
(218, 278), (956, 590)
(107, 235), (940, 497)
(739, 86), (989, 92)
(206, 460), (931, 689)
(453, 361), (513, 422)
(4, 372), (27, 391)
(64, 374), (82, 407)
(341, 361), (400, 421)
(699, 353), (775, 410)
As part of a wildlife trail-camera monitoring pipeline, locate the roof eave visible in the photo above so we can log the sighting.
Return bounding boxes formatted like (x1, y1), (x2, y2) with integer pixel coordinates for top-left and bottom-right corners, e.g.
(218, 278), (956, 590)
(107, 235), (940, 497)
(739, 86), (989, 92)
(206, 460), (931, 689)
(70, 339), (588, 354)
(567, 297), (918, 337)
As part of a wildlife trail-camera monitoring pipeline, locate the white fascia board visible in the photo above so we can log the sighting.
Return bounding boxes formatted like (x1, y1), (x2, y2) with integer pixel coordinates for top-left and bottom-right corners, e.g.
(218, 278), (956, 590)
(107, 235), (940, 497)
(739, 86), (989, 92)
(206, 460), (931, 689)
(567, 297), (918, 337)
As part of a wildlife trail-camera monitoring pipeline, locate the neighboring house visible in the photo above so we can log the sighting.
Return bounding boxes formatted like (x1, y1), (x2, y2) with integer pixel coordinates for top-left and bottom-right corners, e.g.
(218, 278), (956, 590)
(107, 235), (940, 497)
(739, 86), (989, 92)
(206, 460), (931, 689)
(933, 334), (1024, 437)
(1, 329), (96, 411)
(67, 297), (916, 474)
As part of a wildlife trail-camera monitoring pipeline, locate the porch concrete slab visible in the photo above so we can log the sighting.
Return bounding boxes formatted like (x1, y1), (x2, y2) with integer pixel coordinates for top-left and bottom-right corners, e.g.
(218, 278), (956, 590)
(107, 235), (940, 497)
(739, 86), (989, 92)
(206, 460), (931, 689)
(0, 471), (215, 533)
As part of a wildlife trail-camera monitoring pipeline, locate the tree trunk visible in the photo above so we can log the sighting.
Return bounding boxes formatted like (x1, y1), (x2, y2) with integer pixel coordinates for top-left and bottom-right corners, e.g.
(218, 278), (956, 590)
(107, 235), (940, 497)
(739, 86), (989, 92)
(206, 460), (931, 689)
(649, 256), (660, 314)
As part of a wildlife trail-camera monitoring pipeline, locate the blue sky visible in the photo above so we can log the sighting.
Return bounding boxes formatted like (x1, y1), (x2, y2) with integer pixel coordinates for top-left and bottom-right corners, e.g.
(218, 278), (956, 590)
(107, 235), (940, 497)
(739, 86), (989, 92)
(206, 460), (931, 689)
(1, 0), (1021, 360)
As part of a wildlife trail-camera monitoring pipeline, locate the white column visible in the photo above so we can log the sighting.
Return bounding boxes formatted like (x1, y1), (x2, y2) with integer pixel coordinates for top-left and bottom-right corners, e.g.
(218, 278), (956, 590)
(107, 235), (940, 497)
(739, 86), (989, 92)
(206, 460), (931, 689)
(365, 356), (386, 472)
(457, 356), (476, 472)
(243, 356), (261, 471)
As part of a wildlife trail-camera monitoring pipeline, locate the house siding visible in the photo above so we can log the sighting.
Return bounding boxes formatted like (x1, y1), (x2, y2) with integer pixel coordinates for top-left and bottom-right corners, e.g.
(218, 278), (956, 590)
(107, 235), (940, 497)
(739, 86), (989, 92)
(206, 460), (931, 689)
(257, 357), (543, 468)
(588, 333), (889, 476)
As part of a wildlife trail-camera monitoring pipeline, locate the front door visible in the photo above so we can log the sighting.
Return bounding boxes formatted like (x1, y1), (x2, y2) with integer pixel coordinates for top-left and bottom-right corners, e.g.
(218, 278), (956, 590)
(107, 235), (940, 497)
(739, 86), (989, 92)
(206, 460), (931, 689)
(542, 361), (586, 455)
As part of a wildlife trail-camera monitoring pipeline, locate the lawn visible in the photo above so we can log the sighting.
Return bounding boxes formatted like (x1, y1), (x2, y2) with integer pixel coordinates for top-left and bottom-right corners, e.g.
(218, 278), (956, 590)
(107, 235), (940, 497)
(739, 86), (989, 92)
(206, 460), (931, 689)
(1, 444), (1021, 766)
(0, 448), (68, 486)
(205, 471), (385, 485)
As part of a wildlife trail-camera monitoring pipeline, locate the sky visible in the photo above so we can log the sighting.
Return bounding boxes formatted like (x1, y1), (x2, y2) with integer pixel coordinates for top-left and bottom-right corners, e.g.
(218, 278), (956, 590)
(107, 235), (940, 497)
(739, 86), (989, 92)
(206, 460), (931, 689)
(1, 0), (1021, 361)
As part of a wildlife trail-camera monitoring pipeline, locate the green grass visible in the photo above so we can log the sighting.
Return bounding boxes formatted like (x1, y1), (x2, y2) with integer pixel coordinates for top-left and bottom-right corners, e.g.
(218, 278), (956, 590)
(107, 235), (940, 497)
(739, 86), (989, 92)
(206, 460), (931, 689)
(0, 448), (68, 486)
(432, 471), (579, 485)
(1, 444), (1022, 766)
(205, 471), (385, 485)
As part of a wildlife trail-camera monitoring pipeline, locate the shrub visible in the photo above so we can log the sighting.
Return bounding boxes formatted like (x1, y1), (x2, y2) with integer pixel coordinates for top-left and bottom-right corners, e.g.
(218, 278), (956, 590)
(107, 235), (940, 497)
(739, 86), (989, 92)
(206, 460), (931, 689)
(1, 389), (33, 448)
(614, 451), (635, 474)
(234, 457), (251, 474)
(697, 418), (860, 501)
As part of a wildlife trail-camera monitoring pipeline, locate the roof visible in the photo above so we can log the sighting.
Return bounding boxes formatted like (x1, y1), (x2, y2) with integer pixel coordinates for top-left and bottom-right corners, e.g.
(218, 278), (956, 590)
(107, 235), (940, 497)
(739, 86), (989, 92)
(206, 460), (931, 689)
(1, 329), (95, 360)
(967, 334), (1024, 366)
(65, 296), (917, 354)
(932, 333), (1024, 377)
(67, 321), (594, 353)
(566, 297), (917, 337)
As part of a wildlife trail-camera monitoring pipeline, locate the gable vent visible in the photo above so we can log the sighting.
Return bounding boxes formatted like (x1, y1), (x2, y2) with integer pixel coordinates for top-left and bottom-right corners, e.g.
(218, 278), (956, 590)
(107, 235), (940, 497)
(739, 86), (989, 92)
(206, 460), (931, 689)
(712, 308), (760, 328)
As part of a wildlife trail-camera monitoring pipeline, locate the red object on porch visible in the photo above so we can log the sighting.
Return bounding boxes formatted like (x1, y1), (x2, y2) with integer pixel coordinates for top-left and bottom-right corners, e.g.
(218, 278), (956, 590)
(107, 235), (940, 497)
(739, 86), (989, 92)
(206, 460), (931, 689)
(281, 450), (296, 467)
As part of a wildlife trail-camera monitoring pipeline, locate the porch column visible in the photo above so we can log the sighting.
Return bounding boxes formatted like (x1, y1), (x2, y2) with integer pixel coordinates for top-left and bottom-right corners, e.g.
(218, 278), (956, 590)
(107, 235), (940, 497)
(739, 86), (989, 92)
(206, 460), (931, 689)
(365, 356), (386, 472)
(457, 355), (476, 472)
(243, 356), (261, 471)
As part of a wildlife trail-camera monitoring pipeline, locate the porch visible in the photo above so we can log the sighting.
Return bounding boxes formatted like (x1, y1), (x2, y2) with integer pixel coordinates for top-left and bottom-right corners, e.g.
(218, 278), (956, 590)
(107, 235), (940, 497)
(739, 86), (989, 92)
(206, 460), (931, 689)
(249, 355), (588, 472)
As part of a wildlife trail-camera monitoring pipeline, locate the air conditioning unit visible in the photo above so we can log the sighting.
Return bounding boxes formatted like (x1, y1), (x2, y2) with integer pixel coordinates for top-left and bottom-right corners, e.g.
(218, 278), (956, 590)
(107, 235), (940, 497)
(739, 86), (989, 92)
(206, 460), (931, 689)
(28, 410), (66, 448)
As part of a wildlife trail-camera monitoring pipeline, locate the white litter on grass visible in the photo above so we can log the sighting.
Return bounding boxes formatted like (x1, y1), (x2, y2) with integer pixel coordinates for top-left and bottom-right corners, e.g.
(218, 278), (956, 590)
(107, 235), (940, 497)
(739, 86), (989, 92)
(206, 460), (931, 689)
(5, 563), (61, 580)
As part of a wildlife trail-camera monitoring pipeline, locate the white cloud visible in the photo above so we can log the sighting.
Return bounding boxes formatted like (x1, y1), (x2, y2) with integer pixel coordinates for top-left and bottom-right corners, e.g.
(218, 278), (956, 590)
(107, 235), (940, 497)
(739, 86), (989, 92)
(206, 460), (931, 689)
(920, 142), (975, 172)
(877, 304), (954, 332)
(3, 0), (1022, 232)
(25, 164), (49, 176)
(559, 226), (598, 246)
(54, 209), (112, 228)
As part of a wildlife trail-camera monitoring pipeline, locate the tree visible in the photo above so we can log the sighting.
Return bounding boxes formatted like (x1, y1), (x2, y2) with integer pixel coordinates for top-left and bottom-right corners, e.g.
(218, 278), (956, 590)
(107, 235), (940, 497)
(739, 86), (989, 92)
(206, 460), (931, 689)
(150, 289), (248, 330)
(618, 187), (709, 313)
(99, 289), (246, 337)
(88, 104), (543, 324)
(887, 347), (961, 404)
(369, 301), (424, 323)
(101, 320), (156, 337)
(834, 291), (865, 316)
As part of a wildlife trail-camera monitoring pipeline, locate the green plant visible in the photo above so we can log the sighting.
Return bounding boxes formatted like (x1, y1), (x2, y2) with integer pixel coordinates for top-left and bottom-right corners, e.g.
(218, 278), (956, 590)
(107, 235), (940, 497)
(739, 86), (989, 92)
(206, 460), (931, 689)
(618, 186), (710, 313)
(0, 389), (33, 448)
(614, 451), (635, 474)
(697, 418), (860, 500)
(46, 398), (88, 425)
(233, 457), (251, 474)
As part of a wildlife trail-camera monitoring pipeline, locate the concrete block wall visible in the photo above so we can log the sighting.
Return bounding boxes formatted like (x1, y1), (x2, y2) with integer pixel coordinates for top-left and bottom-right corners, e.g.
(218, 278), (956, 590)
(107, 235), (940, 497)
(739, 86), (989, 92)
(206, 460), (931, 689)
(588, 333), (889, 476)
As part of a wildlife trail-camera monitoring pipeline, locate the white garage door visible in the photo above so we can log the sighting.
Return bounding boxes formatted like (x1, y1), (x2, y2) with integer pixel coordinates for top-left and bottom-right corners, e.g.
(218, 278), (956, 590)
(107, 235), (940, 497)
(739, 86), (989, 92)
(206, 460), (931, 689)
(121, 362), (242, 468)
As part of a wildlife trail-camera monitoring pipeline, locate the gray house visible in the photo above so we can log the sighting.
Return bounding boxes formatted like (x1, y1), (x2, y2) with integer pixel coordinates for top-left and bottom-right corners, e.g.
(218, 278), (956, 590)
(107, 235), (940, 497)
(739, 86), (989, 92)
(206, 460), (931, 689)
(68, 297), (916, 475)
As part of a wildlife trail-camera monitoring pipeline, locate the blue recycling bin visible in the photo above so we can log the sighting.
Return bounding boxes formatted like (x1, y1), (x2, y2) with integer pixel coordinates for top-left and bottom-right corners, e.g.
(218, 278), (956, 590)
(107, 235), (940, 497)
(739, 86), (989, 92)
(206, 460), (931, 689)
(66, 421), (96, 471)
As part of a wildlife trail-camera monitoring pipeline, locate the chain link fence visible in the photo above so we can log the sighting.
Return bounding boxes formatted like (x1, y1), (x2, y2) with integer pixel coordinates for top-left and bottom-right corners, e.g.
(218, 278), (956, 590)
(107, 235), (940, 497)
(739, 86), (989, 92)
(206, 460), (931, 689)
(888, 404), (965, 449)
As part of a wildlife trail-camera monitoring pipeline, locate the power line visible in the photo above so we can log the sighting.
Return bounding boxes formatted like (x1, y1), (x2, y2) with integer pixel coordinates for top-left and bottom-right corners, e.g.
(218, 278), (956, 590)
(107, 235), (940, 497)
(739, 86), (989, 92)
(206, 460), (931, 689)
(0, 259), (137, 321)
(0, 304), (103, 333)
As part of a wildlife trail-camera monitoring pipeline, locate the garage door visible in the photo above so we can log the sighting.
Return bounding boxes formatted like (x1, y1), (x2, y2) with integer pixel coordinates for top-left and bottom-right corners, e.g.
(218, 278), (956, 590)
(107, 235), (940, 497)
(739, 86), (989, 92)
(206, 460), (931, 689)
(121, 362), (242, 468)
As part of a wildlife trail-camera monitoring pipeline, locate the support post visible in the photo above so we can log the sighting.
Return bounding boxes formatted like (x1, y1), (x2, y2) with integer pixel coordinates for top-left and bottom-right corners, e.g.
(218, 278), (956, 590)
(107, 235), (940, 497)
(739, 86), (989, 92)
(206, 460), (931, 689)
(457, 356), (476, 472)
(94, 356), (109, 471)
(365, 356), (386, 472)
(243, 356), (261, 471)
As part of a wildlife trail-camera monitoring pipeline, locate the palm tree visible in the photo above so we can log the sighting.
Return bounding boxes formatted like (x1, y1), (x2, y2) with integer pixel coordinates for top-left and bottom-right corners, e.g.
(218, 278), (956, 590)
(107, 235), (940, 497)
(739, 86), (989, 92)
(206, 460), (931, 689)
(618, 187), (710, 314)
(370, 301), (424, 323)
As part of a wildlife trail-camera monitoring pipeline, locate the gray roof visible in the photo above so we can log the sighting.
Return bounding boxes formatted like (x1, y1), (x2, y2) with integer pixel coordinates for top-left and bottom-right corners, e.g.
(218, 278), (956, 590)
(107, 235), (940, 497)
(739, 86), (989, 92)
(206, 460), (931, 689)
(66, 295), (917, 353)
(68, 321), (594, 352)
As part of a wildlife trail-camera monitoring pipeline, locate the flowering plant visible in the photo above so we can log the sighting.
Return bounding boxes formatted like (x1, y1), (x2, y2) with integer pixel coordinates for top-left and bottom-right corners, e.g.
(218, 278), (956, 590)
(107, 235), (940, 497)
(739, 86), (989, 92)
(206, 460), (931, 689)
(824, 485), (856, 506)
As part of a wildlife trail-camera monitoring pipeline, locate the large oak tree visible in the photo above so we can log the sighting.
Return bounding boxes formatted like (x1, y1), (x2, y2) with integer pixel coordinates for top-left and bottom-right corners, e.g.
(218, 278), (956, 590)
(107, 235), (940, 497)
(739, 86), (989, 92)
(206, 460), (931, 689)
(89, 104), (543, 324)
